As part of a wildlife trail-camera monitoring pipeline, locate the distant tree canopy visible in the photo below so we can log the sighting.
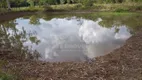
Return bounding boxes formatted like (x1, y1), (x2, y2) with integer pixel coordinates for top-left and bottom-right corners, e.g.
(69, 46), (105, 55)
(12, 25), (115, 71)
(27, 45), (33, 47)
(0, 0), (142, 8)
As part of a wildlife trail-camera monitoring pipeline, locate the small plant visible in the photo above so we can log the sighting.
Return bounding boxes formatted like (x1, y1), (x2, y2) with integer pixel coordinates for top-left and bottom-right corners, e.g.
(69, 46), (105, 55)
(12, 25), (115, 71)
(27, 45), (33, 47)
(82, 0), (93, 7)
(0, 72), (16, 80)
(114, 8), (129, 12)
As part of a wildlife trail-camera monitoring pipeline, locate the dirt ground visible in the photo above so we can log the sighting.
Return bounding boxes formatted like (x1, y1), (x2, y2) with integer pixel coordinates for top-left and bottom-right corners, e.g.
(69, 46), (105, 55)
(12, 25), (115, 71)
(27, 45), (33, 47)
(0, 12), (142, 80)
(0, 11), (35, 22)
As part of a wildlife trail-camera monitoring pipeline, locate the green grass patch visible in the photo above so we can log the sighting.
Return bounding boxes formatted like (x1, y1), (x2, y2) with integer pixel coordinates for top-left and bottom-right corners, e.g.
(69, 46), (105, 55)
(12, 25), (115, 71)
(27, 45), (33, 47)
(93, 3), (142, 12)
(114, 8), (129, 12)
(0, 60), (17, 80)
(0, 72), (16, 80)
(11, 6), (44, 12)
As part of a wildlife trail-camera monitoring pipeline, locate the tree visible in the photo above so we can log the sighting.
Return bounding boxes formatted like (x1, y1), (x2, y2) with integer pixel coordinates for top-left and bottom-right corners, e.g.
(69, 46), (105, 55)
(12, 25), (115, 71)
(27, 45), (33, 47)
(39, 0), (48, 5)
(27, 0), (34, 7)
(56, 0), (60, 4)
(0, 0), (7, 8)
(10, 0), (27, 7)
(47, 0), (56, 5)
(67, 0), (71, 4)
(60, 0), (67, 4)
(6, 0), (11, 10)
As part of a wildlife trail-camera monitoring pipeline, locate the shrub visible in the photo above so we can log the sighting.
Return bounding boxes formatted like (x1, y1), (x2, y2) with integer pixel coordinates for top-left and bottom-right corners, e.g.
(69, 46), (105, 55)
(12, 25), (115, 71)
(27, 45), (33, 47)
(82, 0), (93, 7)
(74, 3), (83, 9)
(43, 5), (53, 11)
(135, 5), (142, 10)
(60, 0), (67, 4)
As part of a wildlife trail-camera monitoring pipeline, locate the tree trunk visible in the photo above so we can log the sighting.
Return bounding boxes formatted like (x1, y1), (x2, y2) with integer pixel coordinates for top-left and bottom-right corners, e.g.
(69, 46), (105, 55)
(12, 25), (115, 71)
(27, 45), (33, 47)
(6, 0), (11, 11)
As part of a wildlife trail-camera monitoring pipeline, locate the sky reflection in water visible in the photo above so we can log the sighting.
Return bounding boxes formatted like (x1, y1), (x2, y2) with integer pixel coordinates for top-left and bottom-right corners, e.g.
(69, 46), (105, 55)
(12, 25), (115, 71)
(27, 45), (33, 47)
(15, 17), (131, 62)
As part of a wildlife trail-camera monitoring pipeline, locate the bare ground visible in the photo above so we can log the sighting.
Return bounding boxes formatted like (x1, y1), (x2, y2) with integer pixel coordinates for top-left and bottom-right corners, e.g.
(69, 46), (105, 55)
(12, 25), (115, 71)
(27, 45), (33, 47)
(0, 11), (35, 22)
(0, 29), (141, 80)
(0, 12), (142, 80)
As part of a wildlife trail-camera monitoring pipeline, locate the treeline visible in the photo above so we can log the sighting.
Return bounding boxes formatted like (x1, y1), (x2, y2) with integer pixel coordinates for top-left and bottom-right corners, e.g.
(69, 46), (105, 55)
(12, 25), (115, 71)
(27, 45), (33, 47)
(0, 0), (142, 8)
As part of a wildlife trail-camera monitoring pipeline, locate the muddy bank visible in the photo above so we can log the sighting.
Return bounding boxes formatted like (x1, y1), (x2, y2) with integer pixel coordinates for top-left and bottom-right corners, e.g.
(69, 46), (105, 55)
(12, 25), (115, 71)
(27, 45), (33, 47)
(0, 11), (35, 22)
(0, 28), (141, 80)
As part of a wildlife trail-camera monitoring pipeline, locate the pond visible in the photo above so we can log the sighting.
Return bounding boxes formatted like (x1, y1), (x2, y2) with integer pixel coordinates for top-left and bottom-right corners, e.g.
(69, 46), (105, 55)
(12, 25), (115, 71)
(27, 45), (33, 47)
(0, 12), (142, 62)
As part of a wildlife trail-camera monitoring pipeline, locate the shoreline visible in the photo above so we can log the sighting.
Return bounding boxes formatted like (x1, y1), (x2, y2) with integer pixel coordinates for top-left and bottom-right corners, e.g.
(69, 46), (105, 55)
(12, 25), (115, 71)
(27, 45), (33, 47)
(0, 11), (36, 22)
(3, 29), (142, 80)
(0, 11), (141, 22)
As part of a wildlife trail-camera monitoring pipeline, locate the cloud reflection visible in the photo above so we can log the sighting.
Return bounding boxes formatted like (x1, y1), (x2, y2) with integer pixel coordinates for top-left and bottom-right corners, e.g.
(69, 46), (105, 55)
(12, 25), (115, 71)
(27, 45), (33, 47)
(15, 17), (131, 62)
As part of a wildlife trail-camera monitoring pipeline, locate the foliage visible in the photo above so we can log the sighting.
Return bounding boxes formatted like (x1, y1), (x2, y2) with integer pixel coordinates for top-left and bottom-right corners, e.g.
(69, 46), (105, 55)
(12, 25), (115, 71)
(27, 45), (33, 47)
(51, 4), (83, 10)
(47, 0), (57, 5)
(43, 4), (53, 11)
(27, 0), (34, 7)
(82, 0), (94, 7)
(0, 72), (16, 80)
(114, 8), (129, 12)
(0, 20), (41, 60)
(0, 0), (142, 9)
(0, 0), (142, 14)
(92, 3), (142, 12)
(60, 0), (67, 4)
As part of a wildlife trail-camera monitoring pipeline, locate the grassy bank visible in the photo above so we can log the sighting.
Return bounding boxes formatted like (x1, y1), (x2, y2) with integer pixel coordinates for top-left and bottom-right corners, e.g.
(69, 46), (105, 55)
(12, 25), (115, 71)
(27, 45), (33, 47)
(0, 6), (43, 15)
(0, 2), (142, 15)
(50, 3), (142, 12)
(93, 3), (142, 12)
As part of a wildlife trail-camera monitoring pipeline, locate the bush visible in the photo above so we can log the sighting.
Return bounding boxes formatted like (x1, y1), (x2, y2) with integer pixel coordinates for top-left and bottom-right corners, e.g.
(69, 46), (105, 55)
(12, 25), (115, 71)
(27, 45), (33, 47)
(43, 5), (53, 11)
(135, 5), (142, 10)
(74, 3), (83, 9)
(82, 0), (93, 7)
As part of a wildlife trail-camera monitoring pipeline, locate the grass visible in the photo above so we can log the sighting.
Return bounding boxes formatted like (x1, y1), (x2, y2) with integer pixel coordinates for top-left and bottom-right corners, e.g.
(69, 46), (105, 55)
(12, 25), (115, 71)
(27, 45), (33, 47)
(0, 6), (43, 15)
(0, 60), (17, 80)
(0, 72), (16, 80)
(51, 4), (83, 10)
(11, 6), (44, 12)
(47, 3), (142, 12)
(93, 2), (142, 12)
(0, 2), (142, 15)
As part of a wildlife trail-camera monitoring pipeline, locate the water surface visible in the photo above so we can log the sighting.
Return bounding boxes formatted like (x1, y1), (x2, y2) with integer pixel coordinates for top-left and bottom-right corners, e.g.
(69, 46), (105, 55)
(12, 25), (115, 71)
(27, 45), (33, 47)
(0, 12), (142, 62)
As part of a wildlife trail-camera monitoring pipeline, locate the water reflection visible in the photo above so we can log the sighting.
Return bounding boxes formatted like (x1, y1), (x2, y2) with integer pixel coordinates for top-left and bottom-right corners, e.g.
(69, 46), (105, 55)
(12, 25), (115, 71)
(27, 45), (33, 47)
(79, 18), (131, 58)
(0, 20), (40, 60)
(13, 17), (131, 62)
(0, 13), (142, 62)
